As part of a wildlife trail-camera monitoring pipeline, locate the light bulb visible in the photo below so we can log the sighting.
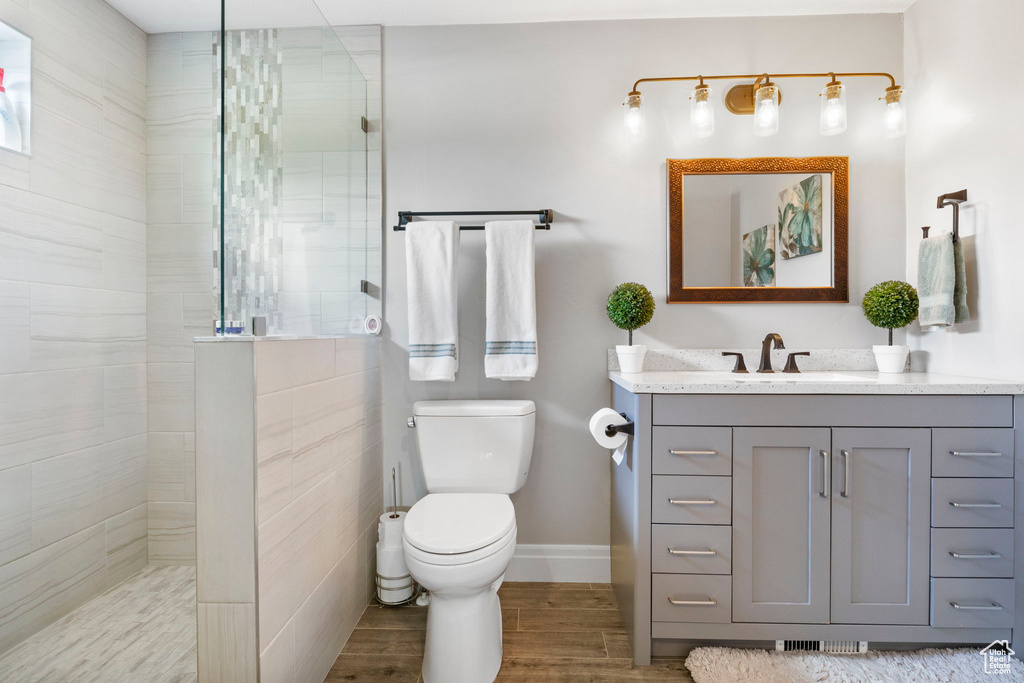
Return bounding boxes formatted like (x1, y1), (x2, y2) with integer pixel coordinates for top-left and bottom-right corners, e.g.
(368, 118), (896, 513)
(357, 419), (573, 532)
(882, 86), (905, 138)
(819, 81), (847, 136)
(689, 84), (714, 138)
(623, 92), (644, 139)
(753, 83), (779, 137)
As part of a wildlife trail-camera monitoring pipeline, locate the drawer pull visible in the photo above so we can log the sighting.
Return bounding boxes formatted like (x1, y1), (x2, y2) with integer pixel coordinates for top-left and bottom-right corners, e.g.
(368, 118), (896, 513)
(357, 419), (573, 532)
(667, 596), (718, 607)
(949, 551), (1002, 560)
(950, 601), (1003, 611)
(669, 449), (717, 456)
(668, 498), (717, 506)
(950, 451), (1003, 458)
(949, 501), (1003, 509)
(668, 547), (717, 556)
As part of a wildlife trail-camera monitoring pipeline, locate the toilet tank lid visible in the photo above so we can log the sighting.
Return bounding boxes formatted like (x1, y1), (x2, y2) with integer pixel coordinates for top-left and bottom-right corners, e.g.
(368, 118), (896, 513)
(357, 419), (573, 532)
(413, 399), (536, 417)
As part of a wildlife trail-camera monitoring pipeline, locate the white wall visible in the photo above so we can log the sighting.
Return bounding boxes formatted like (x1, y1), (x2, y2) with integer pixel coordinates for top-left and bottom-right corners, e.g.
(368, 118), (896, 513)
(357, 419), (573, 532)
(0, 0), (147, 654)
(904, 0), (1024, 379)
(383, 15), (906, 546)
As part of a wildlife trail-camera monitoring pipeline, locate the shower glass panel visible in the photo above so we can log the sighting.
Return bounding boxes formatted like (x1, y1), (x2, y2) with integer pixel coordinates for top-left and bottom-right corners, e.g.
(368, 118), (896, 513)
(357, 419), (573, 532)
(219, 0), (371, 335)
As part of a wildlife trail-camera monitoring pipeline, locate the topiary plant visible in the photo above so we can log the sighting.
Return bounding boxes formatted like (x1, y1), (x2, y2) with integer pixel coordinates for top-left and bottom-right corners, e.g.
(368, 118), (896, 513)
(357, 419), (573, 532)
(607, 282), (655, 346)
(862, 280), (919, 345)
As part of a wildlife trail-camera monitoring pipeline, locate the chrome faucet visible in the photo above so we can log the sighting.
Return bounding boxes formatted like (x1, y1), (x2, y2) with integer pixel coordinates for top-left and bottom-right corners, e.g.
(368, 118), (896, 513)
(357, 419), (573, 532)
(757, 333), (785, 373)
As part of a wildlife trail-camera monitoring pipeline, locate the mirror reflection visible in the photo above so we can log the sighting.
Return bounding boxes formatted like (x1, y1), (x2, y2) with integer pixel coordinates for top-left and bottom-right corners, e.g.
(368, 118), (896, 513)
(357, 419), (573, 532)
(682, 173), (834, 288)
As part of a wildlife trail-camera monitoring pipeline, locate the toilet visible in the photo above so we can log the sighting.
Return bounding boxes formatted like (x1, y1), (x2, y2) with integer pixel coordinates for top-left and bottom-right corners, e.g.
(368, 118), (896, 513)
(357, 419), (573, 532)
(402, 399), (536, 683)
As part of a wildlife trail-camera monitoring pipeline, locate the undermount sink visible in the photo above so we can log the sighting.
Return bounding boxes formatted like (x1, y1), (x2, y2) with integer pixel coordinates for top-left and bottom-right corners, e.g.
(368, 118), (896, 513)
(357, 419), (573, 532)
(708, 372), (868, 383)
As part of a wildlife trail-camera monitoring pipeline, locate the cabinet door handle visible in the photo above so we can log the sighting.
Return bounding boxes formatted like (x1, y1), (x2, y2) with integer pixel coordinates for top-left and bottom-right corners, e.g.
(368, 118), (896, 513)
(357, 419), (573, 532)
(668, 548), (717, 556)
(840, 449), (850, 498)
(950, 601), (1003, 611)
(669, 449), (717, 456)
(668, 596), (718, 606)
(819, 450), (829, 499)
(949, 501), (1003, 508)
(668, 498), (717, 506)
(950, 451), (1003, 458)
(949, 551), (1002, 560)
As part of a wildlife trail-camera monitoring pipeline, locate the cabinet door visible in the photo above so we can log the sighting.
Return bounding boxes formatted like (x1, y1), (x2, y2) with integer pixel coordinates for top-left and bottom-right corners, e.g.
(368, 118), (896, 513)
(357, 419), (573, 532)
(831, 428), (931, 625)
(733, 427), (831, 623)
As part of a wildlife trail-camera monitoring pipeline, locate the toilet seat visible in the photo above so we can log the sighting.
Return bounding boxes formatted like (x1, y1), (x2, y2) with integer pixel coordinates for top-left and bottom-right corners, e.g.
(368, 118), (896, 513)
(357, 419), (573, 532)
(404, 493), (516, 563)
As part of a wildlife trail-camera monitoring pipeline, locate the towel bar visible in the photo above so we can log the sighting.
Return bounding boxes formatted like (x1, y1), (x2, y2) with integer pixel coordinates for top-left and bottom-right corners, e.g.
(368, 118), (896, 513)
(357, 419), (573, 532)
(394, 209), (553, 231)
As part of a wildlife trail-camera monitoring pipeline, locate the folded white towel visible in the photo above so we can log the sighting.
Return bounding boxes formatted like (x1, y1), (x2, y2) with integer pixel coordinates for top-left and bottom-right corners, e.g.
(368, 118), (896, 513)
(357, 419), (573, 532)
(406, 221), (459, 381)
(485, 220), (538, 381)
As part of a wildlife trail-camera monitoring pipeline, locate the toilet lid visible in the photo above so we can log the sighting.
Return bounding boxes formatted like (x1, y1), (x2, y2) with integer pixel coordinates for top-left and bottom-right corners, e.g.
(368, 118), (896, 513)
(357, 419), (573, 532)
(403, 493), (516, 554)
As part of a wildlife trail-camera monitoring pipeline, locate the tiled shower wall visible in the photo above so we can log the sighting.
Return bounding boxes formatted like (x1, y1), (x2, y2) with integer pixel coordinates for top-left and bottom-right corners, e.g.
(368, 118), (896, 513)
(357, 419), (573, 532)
(0, 0), (148, 654)
(145, 30), (218, 566)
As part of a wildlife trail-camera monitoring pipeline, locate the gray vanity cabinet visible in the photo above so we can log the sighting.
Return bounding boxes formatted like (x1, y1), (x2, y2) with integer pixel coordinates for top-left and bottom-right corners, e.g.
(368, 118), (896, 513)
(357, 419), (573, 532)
(830, 428), (932, 625)
(732, 428), (831, 624)
(611, 386), (1023, 666)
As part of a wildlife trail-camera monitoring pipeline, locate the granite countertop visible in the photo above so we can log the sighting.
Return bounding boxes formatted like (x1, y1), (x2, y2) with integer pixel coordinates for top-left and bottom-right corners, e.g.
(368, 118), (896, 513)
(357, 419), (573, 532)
(609, 369), (1024, 395)
(607, 348), (1024, 395)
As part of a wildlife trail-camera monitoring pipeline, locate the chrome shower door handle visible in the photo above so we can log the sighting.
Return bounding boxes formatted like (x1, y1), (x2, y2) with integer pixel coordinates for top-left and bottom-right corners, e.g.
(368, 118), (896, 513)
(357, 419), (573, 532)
(840, 449), (850, 498)
(819, 450), (829, 499)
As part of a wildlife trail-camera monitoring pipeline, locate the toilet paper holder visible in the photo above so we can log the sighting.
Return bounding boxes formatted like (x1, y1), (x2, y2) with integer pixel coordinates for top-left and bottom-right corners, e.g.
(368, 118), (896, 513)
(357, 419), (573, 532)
(605, 413), (634, 437)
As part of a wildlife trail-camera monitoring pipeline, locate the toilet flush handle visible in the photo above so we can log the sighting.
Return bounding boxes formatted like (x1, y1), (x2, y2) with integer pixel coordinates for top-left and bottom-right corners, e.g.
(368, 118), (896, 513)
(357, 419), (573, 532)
(407, 416), (416, 428)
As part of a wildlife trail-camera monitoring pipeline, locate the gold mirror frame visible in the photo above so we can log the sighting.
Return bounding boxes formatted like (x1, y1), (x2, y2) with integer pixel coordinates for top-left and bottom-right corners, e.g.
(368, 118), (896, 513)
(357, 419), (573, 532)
(667, 156), (849, 303)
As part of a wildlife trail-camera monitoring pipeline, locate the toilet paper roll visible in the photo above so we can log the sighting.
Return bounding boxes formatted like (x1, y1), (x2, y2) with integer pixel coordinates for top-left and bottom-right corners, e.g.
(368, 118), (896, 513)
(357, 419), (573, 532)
(589, 408), (629, 465)
(376, 545), (414, 603)
(377, 511), (406, 550)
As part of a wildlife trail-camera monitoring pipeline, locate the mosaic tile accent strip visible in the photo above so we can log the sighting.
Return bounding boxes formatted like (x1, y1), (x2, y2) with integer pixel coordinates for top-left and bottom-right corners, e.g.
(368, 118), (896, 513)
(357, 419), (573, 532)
(220, 29), (285, 332)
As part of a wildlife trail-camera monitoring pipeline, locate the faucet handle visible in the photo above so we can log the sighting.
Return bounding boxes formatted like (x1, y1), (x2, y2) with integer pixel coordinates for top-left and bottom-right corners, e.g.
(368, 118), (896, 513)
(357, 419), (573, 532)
(782, 351), (811, 374)
(722, 352), (749, 374)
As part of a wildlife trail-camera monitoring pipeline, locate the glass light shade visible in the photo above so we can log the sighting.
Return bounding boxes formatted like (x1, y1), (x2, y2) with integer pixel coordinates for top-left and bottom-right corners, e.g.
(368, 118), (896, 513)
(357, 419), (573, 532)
(882, 88), (906, 138)
(623, 93), (645, 138)
(819, 82), (847, 136)
(689, 85), (714, 138)
(753, 84), (779, 137)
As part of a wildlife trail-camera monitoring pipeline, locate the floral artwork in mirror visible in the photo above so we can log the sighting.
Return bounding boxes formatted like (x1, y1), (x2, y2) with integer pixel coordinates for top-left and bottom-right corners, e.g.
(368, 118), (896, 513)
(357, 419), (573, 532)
(741, 225), (776, 287)
(778, 174), (824, 260)
(667, 156), (848, 303)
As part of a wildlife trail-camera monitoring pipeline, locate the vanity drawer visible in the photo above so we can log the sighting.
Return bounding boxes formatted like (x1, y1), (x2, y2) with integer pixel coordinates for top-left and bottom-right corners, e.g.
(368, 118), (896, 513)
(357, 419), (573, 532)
(931, 478), (1014, 528)
(652, 525), (731, 575)
(932, 429), (1014, 478)
(652, 427), (732, 476)
(931, 529), (1014, 578)
(652, 574), (732, 623)
(930, 578), (1015, 628)
(652, 476), (732, 525)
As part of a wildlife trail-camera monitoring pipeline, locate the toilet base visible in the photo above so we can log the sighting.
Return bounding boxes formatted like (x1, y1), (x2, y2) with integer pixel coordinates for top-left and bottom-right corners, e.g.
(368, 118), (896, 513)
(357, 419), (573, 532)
(422, 580), (503, 683)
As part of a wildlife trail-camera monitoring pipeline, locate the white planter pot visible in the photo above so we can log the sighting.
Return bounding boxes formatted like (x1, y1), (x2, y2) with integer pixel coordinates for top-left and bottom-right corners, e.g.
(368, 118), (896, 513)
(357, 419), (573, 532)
(873, 344), (910, 374)
(616, 345), (647, 374)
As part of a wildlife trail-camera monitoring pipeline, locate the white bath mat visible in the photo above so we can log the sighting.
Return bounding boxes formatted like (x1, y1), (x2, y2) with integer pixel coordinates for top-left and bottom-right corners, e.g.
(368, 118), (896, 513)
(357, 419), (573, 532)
(685, 646), (1024, 683)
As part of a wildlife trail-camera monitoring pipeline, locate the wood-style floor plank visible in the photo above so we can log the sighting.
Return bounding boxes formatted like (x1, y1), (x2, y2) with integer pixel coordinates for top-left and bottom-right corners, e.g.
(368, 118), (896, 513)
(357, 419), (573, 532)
(341, 628), (426, 656)
(494, 658), (696, 682)
(502, 631), (609, 659)
(517, 608), (624, 633)
(498, 588), (618, 610)
(324, 654), (422, 682)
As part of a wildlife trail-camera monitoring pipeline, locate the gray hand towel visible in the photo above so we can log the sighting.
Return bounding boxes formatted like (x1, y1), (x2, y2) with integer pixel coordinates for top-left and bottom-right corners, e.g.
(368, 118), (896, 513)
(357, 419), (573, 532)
(918, 233), (969, 326)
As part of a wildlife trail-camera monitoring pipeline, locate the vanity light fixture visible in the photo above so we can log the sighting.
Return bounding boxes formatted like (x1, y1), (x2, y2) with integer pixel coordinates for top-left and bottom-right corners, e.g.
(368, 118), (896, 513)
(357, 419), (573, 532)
(623, 91), (644, 139)
(689, 79), (715, 138)
(819, 74), (847, 136)
(622, 71), (903, 140)
(882, 85), (906, 138)
(753, 79), (780, 137)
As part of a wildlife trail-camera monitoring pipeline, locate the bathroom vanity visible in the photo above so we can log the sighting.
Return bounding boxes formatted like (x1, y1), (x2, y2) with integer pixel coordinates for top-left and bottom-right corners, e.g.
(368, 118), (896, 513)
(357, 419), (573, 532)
(608, 351), (1024, 664)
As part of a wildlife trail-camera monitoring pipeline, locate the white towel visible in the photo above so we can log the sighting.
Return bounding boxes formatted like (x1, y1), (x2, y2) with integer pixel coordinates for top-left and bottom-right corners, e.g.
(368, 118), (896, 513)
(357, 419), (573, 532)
(485, 220), (538, 381)
(406, 221), (459, 381)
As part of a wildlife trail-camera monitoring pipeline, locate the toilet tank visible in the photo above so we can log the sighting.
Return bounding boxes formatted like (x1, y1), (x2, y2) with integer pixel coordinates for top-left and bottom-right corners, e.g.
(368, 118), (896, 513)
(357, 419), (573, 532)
(412, 400), (536, 494)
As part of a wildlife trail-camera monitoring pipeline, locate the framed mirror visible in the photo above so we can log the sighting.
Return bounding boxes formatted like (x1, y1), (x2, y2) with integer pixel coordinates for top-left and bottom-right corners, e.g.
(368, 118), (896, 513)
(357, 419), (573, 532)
(667, 156), (848, 303)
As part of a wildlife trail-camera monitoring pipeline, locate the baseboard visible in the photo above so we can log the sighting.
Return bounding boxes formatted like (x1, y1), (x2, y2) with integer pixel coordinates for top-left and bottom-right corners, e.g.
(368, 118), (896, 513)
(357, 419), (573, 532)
(504, 544), (611, 583)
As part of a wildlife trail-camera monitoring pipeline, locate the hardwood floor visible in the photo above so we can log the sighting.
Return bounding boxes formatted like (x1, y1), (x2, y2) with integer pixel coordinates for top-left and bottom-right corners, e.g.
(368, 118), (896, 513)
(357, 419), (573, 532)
(326, 582), (695, 683)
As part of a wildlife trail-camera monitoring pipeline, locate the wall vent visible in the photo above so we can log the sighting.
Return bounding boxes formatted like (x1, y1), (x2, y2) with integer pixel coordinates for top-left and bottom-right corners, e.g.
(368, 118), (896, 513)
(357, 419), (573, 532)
(776, 640), (867, 654)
